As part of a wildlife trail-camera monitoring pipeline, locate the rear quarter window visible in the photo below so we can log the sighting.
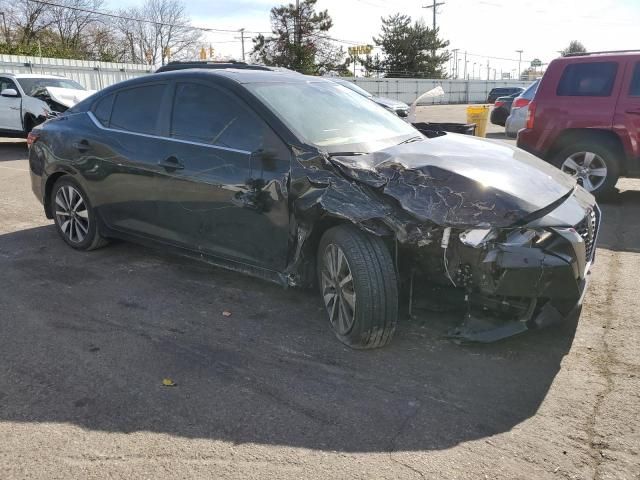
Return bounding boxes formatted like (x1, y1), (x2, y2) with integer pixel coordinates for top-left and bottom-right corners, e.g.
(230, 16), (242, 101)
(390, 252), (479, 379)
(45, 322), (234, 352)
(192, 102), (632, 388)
(556, 62), (618, 96)
(110, 84), (166, 135)
(92, 94), (114, 126)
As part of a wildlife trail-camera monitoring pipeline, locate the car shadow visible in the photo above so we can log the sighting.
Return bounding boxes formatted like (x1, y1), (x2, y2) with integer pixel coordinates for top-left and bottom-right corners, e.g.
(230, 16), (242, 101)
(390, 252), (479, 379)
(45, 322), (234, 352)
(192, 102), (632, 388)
(0, 140), (27, 162)
(0, 224), (577, 453)
(596, 187), (640, 253)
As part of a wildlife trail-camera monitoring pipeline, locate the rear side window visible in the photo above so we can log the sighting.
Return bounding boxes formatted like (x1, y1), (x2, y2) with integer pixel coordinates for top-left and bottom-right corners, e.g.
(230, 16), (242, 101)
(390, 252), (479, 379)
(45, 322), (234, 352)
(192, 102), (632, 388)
(557, 62), (618, 96)
(629, 63), (640, 96)
(170, 82), (265, 152)
(93, 94), (114, 126)
(110, 84), (166, 135)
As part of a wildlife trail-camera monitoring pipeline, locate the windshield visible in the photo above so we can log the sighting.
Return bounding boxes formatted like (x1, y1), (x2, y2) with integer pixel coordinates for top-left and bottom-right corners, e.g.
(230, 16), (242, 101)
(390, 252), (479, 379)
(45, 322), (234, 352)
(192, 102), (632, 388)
(333, 80), (373, 98)
(521, 79), (540, 100)
(17, 78), (85, 96)
(247, 80), (417, 153)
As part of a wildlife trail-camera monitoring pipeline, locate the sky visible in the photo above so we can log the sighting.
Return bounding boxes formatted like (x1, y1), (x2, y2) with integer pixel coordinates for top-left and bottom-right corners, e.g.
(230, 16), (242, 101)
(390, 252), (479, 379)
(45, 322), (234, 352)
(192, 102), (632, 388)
(113, 0), (640, 77)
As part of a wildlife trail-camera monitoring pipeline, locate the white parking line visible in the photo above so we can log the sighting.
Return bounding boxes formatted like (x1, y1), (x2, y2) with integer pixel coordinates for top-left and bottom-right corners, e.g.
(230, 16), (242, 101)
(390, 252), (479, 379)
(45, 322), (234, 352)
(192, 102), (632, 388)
(0, 165), (28, 172)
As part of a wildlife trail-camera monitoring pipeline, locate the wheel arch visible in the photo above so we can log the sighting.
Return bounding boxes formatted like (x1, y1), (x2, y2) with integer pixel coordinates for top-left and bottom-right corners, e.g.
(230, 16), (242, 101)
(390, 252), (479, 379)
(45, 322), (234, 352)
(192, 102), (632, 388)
(43, 171), (70, 219)
(292, 214), (395, 288)
(547, 128), (626, 173)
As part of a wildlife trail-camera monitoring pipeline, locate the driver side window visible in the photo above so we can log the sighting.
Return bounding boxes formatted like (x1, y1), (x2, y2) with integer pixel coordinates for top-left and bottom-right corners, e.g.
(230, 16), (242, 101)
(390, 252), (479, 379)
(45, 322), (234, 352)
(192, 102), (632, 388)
(170, 82), (265, 152)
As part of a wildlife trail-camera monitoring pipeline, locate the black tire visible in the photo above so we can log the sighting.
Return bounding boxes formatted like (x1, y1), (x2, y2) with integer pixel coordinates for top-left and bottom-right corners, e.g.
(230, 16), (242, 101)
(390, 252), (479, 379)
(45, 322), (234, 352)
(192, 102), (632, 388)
(551, 141), (620, 198)
(51, 176), (108, 251)
(317, 225), (398, 349)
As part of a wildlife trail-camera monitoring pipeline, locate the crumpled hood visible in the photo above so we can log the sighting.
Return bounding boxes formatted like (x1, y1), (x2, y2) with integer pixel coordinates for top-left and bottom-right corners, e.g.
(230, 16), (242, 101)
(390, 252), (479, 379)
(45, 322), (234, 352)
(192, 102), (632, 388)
(44, 86), (96, 108)
(330, 133), (579, 228)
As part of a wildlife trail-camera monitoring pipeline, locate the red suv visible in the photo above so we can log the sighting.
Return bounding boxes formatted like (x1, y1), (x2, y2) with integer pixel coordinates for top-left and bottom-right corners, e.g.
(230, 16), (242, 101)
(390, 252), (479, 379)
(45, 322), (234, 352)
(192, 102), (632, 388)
(518, 51), (640, 196)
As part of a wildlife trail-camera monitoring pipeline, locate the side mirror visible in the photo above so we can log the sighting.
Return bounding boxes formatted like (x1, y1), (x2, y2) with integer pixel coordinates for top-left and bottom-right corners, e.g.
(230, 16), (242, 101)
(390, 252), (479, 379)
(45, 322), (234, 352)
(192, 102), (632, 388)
(1, 88), (19, 97)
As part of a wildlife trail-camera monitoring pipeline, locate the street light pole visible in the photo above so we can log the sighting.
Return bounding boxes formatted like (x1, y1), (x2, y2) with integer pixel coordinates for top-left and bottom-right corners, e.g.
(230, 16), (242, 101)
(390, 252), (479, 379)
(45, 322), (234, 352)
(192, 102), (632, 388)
(515, 49), (523, 80)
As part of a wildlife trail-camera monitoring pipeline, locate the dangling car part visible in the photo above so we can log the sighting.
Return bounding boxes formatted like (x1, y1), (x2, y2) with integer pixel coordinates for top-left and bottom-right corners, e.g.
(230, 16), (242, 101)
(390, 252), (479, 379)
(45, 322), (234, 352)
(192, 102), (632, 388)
(28, 69), (599, 349)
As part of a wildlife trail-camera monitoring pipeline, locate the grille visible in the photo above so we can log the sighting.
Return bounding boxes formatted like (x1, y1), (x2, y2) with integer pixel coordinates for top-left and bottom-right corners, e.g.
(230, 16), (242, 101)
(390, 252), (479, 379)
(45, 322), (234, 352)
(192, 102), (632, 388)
(575, 208), (599, 261)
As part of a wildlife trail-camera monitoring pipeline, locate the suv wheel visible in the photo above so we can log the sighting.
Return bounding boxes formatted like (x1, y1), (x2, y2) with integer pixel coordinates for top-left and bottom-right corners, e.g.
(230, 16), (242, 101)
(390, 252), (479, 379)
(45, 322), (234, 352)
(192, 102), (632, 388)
(317, 225), (398, 349)
(51, 176), (108, 250)
(552, 142), (620, 197)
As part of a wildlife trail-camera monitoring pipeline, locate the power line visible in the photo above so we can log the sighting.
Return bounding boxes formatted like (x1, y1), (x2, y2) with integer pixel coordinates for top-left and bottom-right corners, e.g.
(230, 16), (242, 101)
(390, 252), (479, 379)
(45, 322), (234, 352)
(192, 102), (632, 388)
(25, 0), (271, 34)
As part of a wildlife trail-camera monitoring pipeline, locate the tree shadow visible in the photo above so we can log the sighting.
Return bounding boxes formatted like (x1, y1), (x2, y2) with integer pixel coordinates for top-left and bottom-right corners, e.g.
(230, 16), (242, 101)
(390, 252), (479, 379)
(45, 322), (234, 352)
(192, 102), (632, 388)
(0, 224), (577, 452)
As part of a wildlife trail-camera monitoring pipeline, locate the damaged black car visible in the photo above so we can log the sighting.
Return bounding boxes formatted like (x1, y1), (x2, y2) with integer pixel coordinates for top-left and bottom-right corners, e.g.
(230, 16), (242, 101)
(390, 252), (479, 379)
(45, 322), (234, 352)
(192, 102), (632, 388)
(28, 68), (600, 348)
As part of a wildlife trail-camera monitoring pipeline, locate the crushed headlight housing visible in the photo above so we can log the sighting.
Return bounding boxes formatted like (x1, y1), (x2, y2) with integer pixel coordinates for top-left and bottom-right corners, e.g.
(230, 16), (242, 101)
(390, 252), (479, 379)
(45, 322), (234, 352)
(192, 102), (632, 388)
(460, 228), (552, 248)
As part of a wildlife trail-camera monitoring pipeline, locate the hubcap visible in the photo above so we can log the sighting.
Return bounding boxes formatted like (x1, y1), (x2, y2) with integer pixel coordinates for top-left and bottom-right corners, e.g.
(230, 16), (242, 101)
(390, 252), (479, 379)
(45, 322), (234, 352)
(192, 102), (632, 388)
(55, 185), (89, 243)
(320, 244), (356, 336)
(561, 151), (607, 192)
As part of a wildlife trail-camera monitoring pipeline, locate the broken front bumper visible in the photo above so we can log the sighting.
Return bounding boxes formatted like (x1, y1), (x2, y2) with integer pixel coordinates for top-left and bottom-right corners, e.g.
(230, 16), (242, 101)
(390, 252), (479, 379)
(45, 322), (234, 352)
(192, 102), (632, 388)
(448, 204), (600, 342)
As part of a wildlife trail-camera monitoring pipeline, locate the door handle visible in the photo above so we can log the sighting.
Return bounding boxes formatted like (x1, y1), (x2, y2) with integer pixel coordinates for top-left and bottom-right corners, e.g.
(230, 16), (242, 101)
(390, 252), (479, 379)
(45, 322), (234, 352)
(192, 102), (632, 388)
(72, 139), (90, 152)
(158, 156), (184, 170)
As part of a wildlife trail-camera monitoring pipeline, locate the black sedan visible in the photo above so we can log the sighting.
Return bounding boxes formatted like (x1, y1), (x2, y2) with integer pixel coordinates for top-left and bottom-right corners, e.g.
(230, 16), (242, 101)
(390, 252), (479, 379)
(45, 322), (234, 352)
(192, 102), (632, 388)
(29, 68), (599, 348)
(490, 92), (519, 126)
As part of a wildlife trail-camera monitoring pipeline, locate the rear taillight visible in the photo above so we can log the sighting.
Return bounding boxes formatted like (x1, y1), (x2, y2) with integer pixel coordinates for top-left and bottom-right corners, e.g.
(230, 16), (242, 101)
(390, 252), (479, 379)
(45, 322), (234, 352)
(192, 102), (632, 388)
(494, 100), (505, 108)
(513, 97), (530, 109)
(526, 101), (537, 129)
(26, 131), (39, 148)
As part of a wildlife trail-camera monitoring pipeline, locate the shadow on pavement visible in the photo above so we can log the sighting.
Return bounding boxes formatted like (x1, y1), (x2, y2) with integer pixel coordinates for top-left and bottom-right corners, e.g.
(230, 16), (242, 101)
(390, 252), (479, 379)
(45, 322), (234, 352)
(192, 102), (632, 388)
(0, 224), (578, 452)
(0, 141), (27, 162)
(596, 186), (640, 253)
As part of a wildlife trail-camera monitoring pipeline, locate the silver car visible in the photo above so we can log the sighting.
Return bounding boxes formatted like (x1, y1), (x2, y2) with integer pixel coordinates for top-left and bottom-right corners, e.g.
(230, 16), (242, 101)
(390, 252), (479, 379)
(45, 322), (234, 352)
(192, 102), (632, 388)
(505, 80), (540, 138)
(331, 78), (410, 118)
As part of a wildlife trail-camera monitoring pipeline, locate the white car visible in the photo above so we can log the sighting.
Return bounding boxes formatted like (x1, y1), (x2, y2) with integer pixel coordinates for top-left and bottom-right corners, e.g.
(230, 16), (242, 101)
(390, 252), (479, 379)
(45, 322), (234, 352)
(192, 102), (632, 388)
(0, 73), (95, 137)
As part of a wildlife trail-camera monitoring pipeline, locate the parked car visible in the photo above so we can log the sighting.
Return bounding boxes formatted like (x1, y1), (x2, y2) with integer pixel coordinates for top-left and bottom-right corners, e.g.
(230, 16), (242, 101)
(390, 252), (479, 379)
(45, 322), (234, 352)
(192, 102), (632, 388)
(505, 79), (540, 138)
(489, 92), (519, 126)
(0, 73), (94, 137)
(29, 68), (599, 348)
(331, 78), (410, 118)
(486, 86), (524, 104)
(518, 51), (640, 196)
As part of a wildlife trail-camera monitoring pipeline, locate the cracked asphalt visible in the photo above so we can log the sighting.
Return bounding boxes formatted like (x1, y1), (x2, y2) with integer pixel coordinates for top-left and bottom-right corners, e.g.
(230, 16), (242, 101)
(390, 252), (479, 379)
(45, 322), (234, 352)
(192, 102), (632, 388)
(0, 124), (639, 479)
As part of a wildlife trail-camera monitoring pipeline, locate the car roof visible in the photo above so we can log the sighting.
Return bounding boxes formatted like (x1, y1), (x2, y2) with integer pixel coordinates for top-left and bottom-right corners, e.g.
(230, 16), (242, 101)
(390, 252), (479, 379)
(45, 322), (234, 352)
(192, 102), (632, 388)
(0, 73), (67, 79)
(151, 68), (320, 85)
(553, 51), (640, 63)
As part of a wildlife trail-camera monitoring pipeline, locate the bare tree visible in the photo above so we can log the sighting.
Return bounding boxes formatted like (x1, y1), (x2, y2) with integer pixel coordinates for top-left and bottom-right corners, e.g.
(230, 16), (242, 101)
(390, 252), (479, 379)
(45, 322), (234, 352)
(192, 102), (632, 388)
(113, 0), (201, 66)
(49, 0), (104, 52)
(2, 0), (54, 45)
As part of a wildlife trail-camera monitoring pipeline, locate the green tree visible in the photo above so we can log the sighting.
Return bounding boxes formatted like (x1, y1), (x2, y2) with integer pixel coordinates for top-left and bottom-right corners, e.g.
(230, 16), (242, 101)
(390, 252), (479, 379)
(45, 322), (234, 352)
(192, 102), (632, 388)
(364, 14), (450, 78)
(251, 0), (346, 74)
(561, 40), (587, 56)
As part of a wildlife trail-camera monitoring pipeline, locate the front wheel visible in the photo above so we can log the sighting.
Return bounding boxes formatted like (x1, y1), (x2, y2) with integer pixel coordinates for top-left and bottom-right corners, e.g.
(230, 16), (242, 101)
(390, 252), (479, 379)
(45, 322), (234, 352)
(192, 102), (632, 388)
(317, 225), (398, 349)
(552, 142), (620, 197)
(51, 176), (108, 250)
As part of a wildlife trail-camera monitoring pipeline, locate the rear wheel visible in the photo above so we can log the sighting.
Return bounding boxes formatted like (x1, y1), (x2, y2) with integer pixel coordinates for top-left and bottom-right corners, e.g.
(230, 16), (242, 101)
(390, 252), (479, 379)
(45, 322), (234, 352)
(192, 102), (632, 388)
(51, 176), (108, 250)
(552, 142), (620, 197)
(317, 225), (398, 349)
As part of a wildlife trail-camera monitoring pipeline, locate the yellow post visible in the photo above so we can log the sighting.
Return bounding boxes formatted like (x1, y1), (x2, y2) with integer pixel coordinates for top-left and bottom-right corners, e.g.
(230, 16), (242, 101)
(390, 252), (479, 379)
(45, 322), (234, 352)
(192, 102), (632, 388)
(466, 105), (491, 138)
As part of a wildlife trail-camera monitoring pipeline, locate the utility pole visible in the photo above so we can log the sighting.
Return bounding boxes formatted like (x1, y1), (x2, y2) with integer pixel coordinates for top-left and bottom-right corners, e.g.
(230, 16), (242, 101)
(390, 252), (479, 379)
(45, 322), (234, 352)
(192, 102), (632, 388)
(293, 0), (301, 69)
(423, 0), (445, 57)
(486, 60), (490, 81)
(234, 29), (246, 61)
(515, 49), (523, 80)
(452, 48), (459, 79)
(463, 51), (467, 79)
(422, 0), (445, 31)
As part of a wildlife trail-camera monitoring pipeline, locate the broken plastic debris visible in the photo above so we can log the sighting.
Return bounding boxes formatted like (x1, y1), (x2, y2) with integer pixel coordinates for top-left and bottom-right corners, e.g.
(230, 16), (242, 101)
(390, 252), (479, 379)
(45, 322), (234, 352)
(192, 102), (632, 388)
(162, 378), (177, 387)
(222, 310), (232, 317)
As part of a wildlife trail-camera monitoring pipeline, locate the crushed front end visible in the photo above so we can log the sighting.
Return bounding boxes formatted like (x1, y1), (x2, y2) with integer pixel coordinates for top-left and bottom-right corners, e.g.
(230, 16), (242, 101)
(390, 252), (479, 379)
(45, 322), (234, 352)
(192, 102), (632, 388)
(404, 199), (600, 342)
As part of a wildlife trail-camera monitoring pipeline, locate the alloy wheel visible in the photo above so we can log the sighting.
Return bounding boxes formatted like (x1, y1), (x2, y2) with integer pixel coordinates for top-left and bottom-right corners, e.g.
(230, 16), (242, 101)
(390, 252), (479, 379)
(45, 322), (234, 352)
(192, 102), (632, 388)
(561, 151), (608, 192)
(320, 243), (356, 335)
(55, 185), (90, 243)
